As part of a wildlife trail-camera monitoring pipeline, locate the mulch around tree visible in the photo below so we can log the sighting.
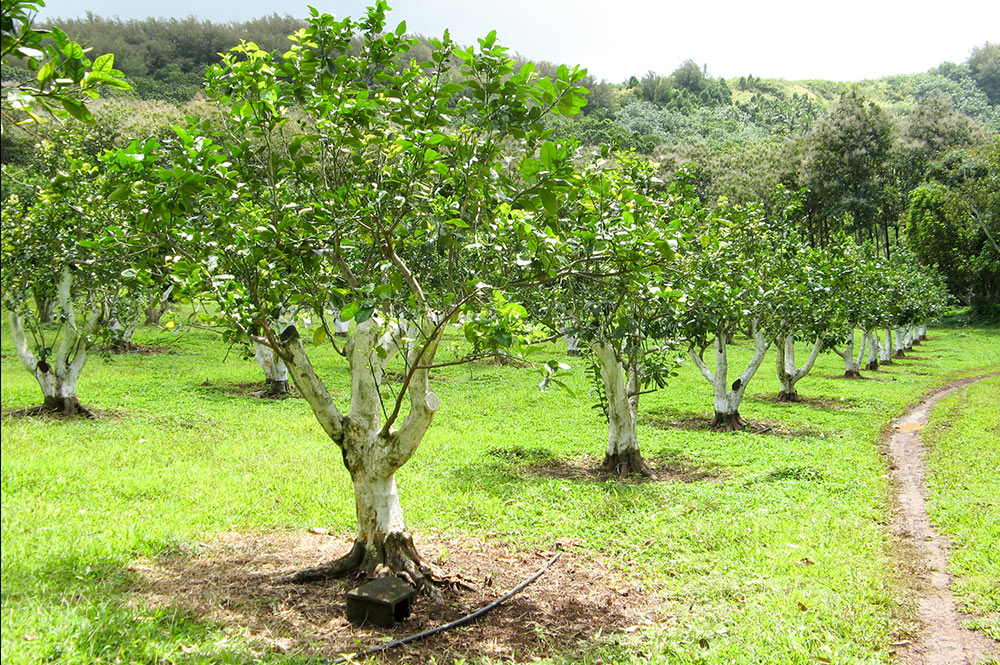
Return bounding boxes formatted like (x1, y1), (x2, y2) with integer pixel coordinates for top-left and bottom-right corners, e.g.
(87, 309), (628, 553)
(517, 452), (723, 483)
(130, 531), (666, 663)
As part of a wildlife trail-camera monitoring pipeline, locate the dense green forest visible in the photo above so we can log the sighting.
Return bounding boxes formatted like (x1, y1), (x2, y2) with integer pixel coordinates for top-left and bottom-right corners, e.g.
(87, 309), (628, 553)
(2, 14), (998, 316)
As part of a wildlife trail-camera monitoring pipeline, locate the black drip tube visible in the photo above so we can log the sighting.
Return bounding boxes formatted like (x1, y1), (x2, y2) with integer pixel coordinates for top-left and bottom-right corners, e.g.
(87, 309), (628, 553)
(328, 551), (562, 664)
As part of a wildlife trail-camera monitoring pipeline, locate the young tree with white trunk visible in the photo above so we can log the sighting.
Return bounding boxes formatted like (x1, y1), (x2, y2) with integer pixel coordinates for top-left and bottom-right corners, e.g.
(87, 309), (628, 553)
(539, 154), (690, 476)
(1, 149), (144, 415)
(676, 203), (779, 430)
(127, 4), (590, 589)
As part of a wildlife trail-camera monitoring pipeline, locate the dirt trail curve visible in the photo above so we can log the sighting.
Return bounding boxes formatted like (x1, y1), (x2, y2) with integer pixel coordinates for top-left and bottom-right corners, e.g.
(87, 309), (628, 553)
(889, 373), (1000, 665)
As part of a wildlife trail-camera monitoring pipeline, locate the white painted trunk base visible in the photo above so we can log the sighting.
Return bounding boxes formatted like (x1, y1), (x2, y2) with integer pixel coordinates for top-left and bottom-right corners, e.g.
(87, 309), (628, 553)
(776, 335), (823, 399)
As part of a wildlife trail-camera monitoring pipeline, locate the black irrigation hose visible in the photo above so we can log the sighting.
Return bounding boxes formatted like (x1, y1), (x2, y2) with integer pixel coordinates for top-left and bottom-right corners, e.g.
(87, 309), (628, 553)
(328, 551), (562, 664)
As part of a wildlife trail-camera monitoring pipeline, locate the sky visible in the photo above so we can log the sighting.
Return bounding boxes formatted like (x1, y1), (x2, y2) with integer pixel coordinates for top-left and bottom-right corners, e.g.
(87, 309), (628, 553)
(37, 0), (1000, 83)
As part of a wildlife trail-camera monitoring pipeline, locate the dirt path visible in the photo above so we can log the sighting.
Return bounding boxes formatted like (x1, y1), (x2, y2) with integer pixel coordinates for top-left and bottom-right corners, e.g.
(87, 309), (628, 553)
(889, 373), (1000, 665)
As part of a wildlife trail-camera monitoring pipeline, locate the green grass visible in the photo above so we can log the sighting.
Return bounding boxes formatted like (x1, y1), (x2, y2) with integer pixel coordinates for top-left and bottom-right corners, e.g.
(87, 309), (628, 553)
(3, 323), (999, 664)
(923, 374), (1000, 640)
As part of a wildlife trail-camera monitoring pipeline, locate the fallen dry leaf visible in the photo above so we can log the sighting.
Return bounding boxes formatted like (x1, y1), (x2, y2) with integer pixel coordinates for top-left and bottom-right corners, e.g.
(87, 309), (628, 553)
(895, 423), (924, 431)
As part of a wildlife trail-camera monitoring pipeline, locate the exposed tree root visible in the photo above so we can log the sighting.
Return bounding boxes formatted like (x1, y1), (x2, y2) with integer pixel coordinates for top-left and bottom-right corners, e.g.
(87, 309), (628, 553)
(280, 533), (440, 597)
(843, 370), (863, 379)
(866, 360), (880, 371)
(711, 411), (745, 431)
(108, 340), (141, 354)
(777, 390), (801, 402)
(264, 379), (291, 396)
(5, 397), (95, 418)
(600, 449), (654, 478)
(894, 350), (906, 358)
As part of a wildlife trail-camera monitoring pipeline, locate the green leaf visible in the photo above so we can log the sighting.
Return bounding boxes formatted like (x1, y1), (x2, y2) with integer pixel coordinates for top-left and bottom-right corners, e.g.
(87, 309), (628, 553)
(108, 184), (130, 201)
(339, 301), (360, 321)
(60, 97), (93, 123)
(355, 304), (375, 324)
(36, 61), (54, 82)
(313, 326), (327, 346)
(92, 53), (115, 72)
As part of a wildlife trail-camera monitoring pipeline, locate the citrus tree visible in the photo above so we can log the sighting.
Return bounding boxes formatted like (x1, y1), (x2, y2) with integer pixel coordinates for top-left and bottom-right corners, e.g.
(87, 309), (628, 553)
(1, 144), (145, 414)
(538, 152), (692, 475)
(121, 4), (589, 587)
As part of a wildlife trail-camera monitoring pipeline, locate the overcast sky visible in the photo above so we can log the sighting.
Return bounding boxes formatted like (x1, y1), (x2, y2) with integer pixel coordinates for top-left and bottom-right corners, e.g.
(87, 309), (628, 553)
(37, 0), (999, 83)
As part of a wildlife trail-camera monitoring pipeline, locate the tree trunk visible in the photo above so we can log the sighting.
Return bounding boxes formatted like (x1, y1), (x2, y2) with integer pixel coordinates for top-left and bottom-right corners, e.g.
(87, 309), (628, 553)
(277, 315), (443, 590)
(10, 269), (99, 417)
(689, 323), (770, 431)
(776, 334), (823, 401)
(334, 314), (349, 338)
(918, 325), (927, 341)
(593, 343), (650, 477)
(254, 341), (290, 395)
(864, 329), (880, 371)
(108, 317), (138, 353)
(566, 335), (581, 357)
(833, 331), (863, 378)
(34, 291), (55, 324)
(893, 327), (906, 357)
(879, 328), (893, 364)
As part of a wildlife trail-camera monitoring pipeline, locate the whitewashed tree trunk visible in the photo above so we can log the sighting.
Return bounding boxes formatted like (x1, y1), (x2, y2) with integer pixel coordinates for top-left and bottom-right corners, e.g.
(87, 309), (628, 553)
(592, 342), (650, 477)
(864, 329), (880, 370)
(689, 323), (770, 430)
(566, 334), (581, 357)
(276, 314), (443, 587)
(334, 314), (349, 337)
(918, 324), (927, 341)
(832, 329), (863, 378)
(880, 328), (894, 364)
(254, 341), (290, 395)
(10, 268), (100, 416)
(894, 327), (906, 357)
(108, 317), (138, 352)
(775, 335), (823, 401)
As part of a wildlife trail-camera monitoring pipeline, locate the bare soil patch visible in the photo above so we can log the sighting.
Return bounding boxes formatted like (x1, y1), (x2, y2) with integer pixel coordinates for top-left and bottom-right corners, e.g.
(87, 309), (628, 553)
(130, 531), (664, 663)
(886, 374), (1000, 665)
(819, 372), (897, 382)
(197, 380), (302, 400)
(1, 405), (126, 420)
(518, 452), (722, 483)
(751, 393), (859, 411)
(642, 411), (823, 438)
(103, 343), (174, 355)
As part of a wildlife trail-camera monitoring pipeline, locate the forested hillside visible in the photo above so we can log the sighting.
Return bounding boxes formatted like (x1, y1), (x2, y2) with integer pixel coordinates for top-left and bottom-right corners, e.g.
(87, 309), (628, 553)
(2, 14), (997, 317)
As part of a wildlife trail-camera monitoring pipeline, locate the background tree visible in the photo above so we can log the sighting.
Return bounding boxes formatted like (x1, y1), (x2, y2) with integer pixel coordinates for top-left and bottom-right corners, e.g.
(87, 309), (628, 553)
(1, 143), (145, 414)
(968, 42), (1000, 106)
(904, 138), (1000, 318)
(801, 90), (893, 251)
(676, 202), (777, 430)
(539, 152), (691, 476)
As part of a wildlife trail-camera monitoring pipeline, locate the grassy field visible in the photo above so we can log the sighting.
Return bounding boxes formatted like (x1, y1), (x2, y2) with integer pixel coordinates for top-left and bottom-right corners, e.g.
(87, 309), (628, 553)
(2, 322), (999, 664)
(923, 373), (1000, 641)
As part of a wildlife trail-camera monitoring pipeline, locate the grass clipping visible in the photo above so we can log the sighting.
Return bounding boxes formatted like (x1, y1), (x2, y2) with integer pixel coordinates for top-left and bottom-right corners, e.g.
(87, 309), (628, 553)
(130, 531), (663, 662)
